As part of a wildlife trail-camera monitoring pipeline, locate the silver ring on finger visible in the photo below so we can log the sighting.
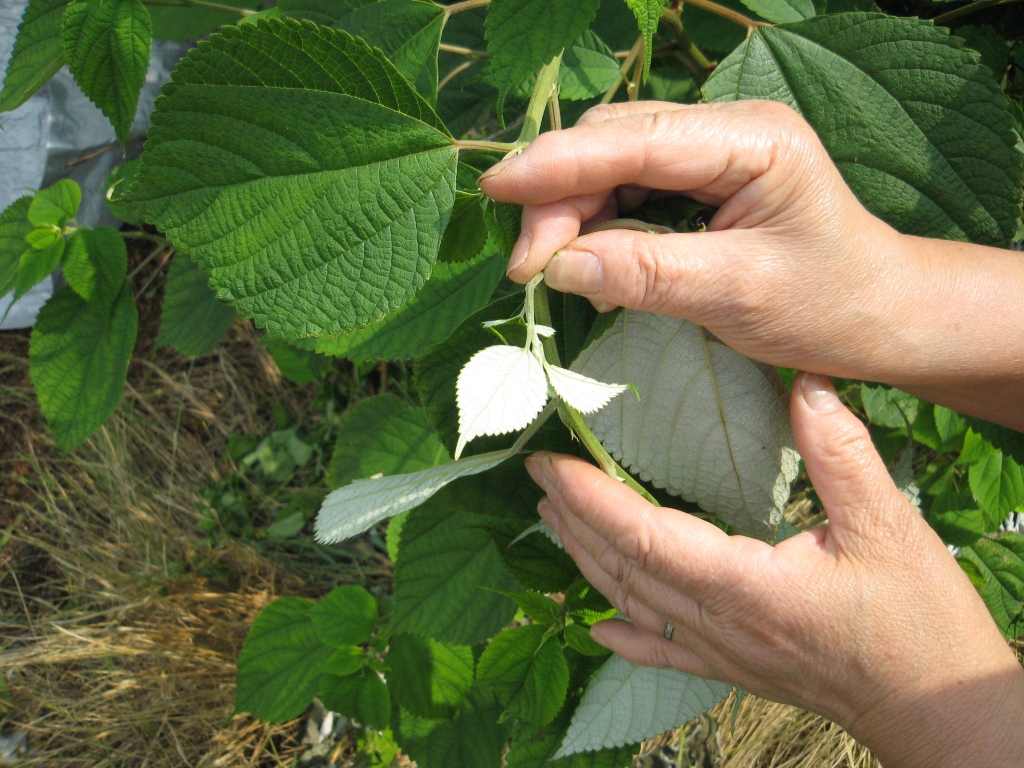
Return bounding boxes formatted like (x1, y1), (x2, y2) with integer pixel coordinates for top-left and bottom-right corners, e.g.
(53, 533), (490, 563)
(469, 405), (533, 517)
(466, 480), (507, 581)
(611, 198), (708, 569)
(664, 622), (674, 642)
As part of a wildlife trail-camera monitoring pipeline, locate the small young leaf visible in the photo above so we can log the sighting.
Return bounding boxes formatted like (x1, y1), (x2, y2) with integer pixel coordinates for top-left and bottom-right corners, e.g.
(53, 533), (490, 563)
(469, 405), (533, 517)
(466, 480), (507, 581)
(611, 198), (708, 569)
(557, 30), (623, 100)
(309, 585), (378, 647)
(928, 487), (989, 547)
(935, 405), (968, 446)
(555, 654), (731, 757)
(28, 179), (81, 228)
(62, 230), (96, 301)
(483, 200), (522, 261)
(17, 234), (63, 298)
(477, 624), (569, 726)
(103, 160), (143, 225)
(265, 338), (331, 385)
(235, 597), (334, 722)
(440, 194), (489, 263)
(622, 0), (664, 82)
(63, 0), (152, 145)
(455, 344), (549, 459)
(957, 532), (1024, 639)
(324, 645), (368, 677)
(0, 0), (67, 113)
(328, 394), (449, 490)
(499, 590), (561, 625)
(476, 514), (581, 593)
(155, 254), (236, 357)
(386, 633), (475, 718)
(321, 668), (392, 730)
(860, 384), (919, 429)
(563, 624), (611, 658)
(29, 282), (137, 451)
(969, 449), (1024, 526)
(737, 0), (814, 24)
(0, 197), (33, 299)
(544, 363), (628, 414)
(396, 686), (510, 768)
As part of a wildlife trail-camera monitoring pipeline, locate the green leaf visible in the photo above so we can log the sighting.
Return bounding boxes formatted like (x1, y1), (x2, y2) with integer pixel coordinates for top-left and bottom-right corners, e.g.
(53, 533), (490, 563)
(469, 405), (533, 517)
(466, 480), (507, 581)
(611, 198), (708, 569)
(148, 0), (261, 40)
(0, 0), (67, 113)
(278, 0), (367, 25)
(564, 578), (616, 628)
(440, 193), (489, 263)
(476, 512), (581, 594)
(396, 686), (510, 768)
(29, 282), (137, 451)
(484, 200), (522, 261)
(17, 233), (63, 298)
(935, 405), (968, 446)
(484, 0), (601, 115)
(28, 179), (81, 228)
(321, 668), (392, 730)
(563, 624), (611, 658)
(955, 25), (1008, 76)
(265, 337), (331, 385)
(737, 0), (814, 24)
(969, 448), (1024, 525)
(499, 591), (561, 625)
(392, 467), (522, 644)
(555, 654), (731, 757)
(703, 13), (1024, 247)
(860, 384), (919, 429)
(508, 693), (635, 768)
(235, 597), (334, 721)
(155, 254), (236, 357)
(386, 633), (475, 718)
(957, 532), (1024, 639)
(125, 19), (457, 338)
(324, 645), (368, 677)
(300, 249), (505, 361)
(436, 6), (495, 138)
(622, 0), (664, 81)
(558, 30), (622, 100)
(0, 197), (33, 299)
(328, 394), (449, 490)
(478, 624), (569, 726)
(62, 231), (96, 301)
(62, 0), (152, 145)
(103, 160), (142, 225)
(572, 310), (799, 541)
(927, 487), (988, 546)
(309, 585), (378, 647)
(335, 0), (445, 102)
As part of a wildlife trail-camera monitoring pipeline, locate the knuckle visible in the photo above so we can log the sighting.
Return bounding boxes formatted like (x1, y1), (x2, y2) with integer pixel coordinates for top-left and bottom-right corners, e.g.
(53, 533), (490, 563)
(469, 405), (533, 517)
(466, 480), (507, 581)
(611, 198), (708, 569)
(628, 233), (669, 311)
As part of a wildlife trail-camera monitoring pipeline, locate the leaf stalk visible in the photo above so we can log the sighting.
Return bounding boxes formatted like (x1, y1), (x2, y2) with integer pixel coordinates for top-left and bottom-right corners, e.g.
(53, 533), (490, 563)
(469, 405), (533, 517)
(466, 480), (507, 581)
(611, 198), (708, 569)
(602, 36), (644, 104)
(682, 0), (766, 30)
(141, 0), (255, 15)
(441, 0), (490, 16)
(519, 53), (563, 145)
(455, 139), (527, 153)
(931, 0), (1021, 24)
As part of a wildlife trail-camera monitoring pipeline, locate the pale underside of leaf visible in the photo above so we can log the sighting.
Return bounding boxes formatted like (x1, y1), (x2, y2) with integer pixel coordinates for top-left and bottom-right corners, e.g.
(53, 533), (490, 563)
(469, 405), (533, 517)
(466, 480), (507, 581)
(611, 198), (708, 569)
(572, 311), (799, 541)
(544, 363), (627, 415)
(455, 345), (548, 460)
(555, 654), (732, 757)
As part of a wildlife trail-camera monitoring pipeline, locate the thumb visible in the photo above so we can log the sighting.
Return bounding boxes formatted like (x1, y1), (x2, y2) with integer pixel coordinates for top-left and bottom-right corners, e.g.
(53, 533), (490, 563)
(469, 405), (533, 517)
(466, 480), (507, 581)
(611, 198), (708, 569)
(790, 372), (918, 553)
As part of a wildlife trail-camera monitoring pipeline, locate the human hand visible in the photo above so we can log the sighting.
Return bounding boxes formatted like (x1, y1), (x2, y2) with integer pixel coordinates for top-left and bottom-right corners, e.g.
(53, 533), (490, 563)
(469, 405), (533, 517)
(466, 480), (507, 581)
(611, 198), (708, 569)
(525, 373), (1024, 768)
(478, 101), (1024, 411)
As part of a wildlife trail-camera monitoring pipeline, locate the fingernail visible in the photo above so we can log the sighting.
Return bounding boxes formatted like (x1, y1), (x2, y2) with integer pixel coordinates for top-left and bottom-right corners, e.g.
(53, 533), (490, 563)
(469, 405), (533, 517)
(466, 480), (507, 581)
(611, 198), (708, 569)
(507, 232), (532, 275)
(545, 249), (602, 294)
(478, 154), (520, 183)
(798, 372), (840, 413)
(526, 452), (553, 490)
(538, 498), (559, 528)
(588, 623), (612, 649)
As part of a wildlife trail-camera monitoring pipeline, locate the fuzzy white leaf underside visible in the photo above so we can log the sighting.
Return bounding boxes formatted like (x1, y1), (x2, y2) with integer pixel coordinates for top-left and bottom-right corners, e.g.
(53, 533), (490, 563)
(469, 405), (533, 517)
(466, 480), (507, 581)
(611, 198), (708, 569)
(555, 654), (732, 757)
(545, 363), (628, 414)
(455, 344), (549, 459)
(572, 311), (799, 540)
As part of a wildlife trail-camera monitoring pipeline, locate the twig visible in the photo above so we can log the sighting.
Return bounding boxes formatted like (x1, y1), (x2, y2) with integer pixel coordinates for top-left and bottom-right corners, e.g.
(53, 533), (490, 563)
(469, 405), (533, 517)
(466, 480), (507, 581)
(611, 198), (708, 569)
(627, 45), (645, 100)
(602, 35), (643, 104)
(438, 60), (476, 91)
(442, 0), (490, 15)
(438, 43), (491, 59)
(64, 138), (143, 168)
(684, 0), (767, 29)
(931, 0), (1021, 24)
(126, 244), (167, 282)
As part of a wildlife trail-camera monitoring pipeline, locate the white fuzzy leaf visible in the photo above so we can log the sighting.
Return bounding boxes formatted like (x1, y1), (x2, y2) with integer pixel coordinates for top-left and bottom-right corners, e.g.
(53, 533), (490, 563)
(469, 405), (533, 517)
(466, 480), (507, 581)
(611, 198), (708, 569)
(545, 363), (628, 414)
(315, 450), (510, 544)
(555, 654), (731, 757)
(572, 311), (799, 541)
(455, 345), (549, 459)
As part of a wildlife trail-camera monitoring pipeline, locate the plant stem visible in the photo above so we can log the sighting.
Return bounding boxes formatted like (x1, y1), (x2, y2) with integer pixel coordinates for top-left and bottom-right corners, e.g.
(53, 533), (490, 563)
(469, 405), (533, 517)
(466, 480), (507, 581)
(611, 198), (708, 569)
(683, 0), (766, 30)
(602, 35), (644, 104)
(121, 230), (171, 247)
(661, 6), (715, 81)
(455, 139), (527, 152)
(627, 46), (644, 101)
(547, 89), (562, 132)
(438, 60), (476, 91)
(438, 43), (491, 59)
(141, 0), (255, 15)
(931, 0), (1021, 24)
(580, 218), (675, 236)
(127, 243), (169, 282)
(532, 282), (661, 506)
(441, 0), (490, 16)
(518, 52), (563, 144)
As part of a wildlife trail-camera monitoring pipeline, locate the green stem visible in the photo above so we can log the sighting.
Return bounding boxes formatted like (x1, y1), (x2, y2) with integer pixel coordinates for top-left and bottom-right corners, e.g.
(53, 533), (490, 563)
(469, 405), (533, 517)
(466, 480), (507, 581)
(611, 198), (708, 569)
(141, 0), (255, 15)
(438, 43), (491, 59)
(127, 243), (168, 282)
(683, 0), (765, 29)
(455, 139), (526, 153)
(661, 7), (714, 80)
(519, 53), (563, 145)
(121, 230), (171, 247)
(602, 35), (643, 104)
(931, 0), (1021, 24)
(441, 0), (490, 15)
(532, 282), (661, 507)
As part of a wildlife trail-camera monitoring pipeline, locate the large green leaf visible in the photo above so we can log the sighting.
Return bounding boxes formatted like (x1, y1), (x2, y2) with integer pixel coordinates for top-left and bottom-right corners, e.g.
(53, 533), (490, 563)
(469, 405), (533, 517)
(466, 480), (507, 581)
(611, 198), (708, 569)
(484, 0), (601, 114)
(555, 654), (731, 757)
(392, 467), (522, 645)
(235, 596), (335, 722)
(29, 285), (137, 451)
(957, 532), (1024, 639)
(328, 394), (449, 489)
(0, 198), (33, 299)
(301, 249), (505, 361)
(396, 686), (511, 768)
(509, 702), (636, 768)
(62, 0), (152, 145)
(558, 31), (622, 101)
(334, 0), (444, 102)
(439, 193), (488, 264)
(321, 668), (392, 729)
(0, 0), (67, 113)
(149, 0), (261, 40)
(969, 447), (1024, 526)
(155, 254), (236, 357)
(309, 584), (378, 646)
(477, 624), (569, 726)
(386, 633), (475, 718)
(572, 311), (799, 541)
(124, 19), (458, 338)
(737, 0), (814, 24)
(704, 14), (1023, 246)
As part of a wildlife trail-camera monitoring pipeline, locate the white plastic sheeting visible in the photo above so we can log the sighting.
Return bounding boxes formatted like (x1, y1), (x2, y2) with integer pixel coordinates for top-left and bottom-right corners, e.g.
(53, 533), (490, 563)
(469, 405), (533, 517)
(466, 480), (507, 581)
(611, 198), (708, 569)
(0, 0), (185, 328)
